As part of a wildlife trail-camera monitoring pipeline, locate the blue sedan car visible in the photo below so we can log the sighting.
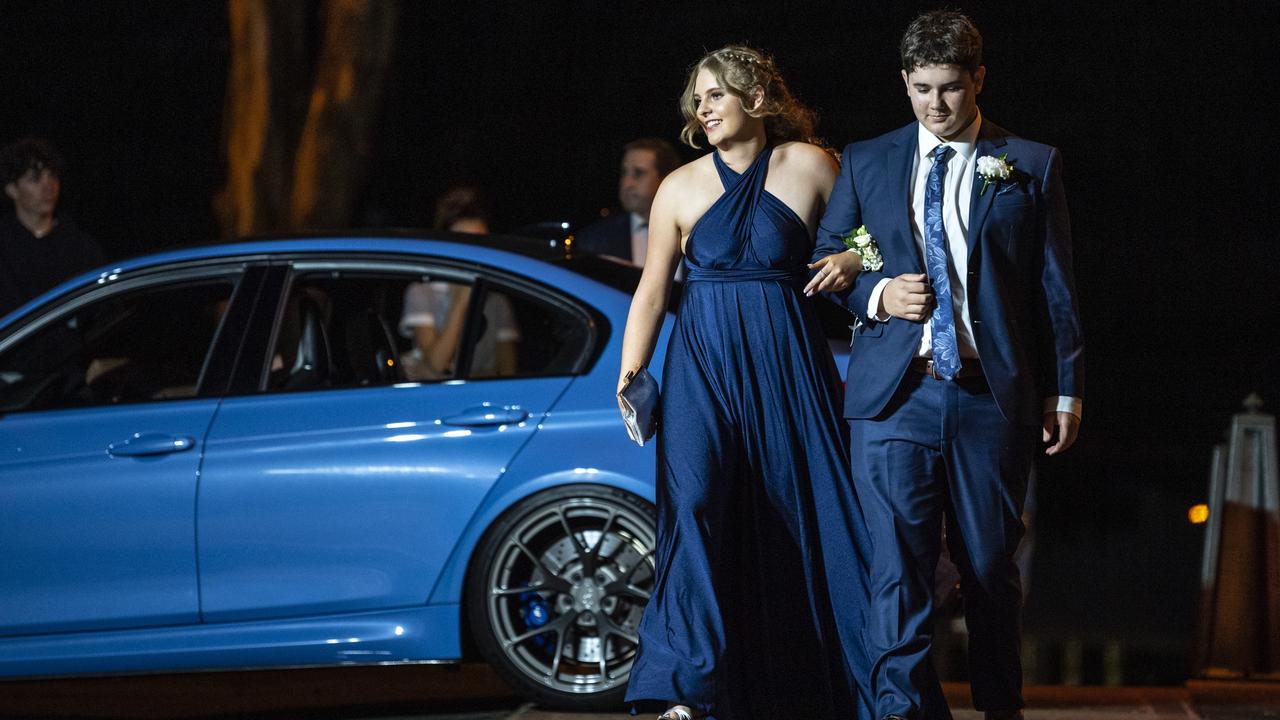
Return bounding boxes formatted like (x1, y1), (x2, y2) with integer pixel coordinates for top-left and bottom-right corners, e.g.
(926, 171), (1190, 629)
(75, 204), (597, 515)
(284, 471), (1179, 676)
(0, 234), (852, 709)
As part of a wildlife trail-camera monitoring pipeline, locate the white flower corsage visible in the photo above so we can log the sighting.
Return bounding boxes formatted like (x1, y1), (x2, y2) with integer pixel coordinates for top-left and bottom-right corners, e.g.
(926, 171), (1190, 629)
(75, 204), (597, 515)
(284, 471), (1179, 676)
(976, 153), (1014, 196)
(841, 225), (883, 271)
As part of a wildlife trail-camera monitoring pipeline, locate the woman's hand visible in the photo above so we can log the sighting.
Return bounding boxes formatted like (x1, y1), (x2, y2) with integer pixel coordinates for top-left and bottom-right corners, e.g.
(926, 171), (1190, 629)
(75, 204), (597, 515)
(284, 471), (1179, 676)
(804, 251), (863, 296)
(617, 367), (639, 416)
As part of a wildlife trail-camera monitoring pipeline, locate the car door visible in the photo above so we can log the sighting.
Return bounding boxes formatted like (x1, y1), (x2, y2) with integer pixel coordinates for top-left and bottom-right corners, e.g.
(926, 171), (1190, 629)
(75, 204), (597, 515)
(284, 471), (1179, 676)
(197, 259), (595, 622)
(0, 267), (249, 636)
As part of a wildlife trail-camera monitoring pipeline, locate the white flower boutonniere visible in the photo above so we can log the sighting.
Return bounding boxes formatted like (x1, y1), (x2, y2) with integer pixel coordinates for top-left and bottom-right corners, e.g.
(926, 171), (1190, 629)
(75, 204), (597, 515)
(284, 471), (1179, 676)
(841, 225), (883, 272)
(976, 153), (1014, 196)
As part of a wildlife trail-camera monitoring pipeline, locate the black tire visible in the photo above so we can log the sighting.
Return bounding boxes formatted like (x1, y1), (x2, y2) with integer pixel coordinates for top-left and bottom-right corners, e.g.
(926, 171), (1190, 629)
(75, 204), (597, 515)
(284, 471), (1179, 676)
(465, 483), (656, 710)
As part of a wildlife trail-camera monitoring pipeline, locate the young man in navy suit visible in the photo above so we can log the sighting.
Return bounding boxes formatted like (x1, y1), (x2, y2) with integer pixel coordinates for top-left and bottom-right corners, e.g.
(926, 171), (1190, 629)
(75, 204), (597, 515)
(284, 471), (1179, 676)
(807, 11), (1084, 720)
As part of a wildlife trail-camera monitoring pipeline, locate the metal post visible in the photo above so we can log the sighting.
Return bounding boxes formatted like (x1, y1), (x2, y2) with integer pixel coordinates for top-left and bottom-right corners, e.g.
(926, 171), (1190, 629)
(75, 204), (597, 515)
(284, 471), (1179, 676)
(1195, 394), (1279, 679)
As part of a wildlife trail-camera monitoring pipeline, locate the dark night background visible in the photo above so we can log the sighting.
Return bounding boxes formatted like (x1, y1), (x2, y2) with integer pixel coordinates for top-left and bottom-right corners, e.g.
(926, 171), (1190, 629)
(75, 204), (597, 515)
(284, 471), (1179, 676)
(1, 0), (1276, 683)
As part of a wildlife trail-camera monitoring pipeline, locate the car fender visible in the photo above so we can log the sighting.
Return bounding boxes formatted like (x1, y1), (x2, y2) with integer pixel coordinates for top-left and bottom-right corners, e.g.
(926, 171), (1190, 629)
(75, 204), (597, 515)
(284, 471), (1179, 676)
(425, 305), (673, 609)
(424, 438), (655, 604)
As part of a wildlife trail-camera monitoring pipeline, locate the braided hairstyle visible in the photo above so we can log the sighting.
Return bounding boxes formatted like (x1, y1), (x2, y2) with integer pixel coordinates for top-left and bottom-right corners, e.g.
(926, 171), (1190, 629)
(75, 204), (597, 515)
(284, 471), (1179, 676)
(678, 45), (818, 149)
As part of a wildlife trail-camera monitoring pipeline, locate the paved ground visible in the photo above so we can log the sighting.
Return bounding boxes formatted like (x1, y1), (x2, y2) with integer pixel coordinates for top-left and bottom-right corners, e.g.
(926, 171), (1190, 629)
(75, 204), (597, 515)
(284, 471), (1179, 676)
(0, 664), (1276, 719)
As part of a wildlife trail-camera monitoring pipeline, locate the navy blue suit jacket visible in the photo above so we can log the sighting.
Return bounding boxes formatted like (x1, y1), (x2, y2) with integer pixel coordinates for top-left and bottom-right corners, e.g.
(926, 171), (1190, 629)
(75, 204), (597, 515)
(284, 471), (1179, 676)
(814, 120), (1084, 427)
(574, 212), (633, 261)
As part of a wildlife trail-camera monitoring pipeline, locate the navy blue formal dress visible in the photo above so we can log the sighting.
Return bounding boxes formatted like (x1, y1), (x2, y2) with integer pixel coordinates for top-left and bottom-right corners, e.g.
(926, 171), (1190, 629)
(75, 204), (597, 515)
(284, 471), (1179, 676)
(625, 147), (875, 719)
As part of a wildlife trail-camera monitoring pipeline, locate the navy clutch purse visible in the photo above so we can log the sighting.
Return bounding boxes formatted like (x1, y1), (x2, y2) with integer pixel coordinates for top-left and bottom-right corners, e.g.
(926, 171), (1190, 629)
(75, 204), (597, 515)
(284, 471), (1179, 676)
(618, 367), (660, 446)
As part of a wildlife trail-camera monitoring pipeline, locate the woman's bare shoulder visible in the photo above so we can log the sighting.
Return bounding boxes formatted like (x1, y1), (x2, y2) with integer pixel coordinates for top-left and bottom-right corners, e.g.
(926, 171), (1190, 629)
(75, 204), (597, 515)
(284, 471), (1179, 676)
(655, 154), (715, 199)
(774, 141), (838, 170)
(666, 153), (714, 185)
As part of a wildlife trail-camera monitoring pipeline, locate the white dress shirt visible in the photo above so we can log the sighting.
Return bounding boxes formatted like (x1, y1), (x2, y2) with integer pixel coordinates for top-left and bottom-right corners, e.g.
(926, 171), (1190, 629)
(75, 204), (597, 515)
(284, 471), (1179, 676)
(629, 212), (648, 267)
(867, 114), (1082, 419)
(634, 211), (686, 280)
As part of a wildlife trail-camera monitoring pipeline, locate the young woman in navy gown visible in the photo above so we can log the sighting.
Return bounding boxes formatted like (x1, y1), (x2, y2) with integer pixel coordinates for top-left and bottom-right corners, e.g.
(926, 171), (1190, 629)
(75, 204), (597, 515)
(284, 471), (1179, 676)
(618, 46), (874, 720)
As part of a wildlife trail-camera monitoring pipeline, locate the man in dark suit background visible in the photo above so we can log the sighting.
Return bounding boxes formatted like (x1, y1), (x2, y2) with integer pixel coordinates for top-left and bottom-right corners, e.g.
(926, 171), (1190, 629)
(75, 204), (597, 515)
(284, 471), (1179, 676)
(808, 11), (1084, 720)
(574, 137), (680, 267)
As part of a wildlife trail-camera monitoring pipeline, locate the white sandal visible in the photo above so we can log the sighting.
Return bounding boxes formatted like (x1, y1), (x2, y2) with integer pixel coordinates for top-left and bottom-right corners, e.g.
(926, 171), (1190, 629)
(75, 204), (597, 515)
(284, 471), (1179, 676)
(658, 707), (697, 720)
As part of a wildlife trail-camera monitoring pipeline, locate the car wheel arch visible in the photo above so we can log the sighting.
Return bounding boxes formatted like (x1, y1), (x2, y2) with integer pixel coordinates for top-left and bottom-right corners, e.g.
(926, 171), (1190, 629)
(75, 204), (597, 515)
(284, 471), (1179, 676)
(458, 480), (657, 709)
(430, 468), (655, 607)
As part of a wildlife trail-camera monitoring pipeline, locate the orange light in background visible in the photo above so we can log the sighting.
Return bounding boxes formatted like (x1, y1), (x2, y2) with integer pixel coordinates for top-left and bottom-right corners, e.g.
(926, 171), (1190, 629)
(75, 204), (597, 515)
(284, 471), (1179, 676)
(1188, 503), (1209, 524)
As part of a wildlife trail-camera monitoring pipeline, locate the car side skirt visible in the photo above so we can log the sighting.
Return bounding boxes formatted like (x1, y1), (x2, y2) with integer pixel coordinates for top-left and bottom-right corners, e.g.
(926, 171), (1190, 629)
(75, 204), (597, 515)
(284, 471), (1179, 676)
(0, 604), (460, 679)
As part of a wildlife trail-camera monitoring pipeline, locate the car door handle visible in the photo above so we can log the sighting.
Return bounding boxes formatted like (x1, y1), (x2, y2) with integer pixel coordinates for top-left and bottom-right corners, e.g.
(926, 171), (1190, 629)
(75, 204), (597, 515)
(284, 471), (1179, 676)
(108, 432), (196, 457)
(442, 406), (529, 427)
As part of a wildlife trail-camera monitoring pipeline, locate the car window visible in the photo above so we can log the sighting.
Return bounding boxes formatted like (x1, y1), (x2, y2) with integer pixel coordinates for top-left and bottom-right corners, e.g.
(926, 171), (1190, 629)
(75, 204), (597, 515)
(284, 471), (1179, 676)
(401, 280), (589, 381)
(267, 273), (416, 391)
(0, 280), (235, 413)
(474, 285), (588, 379)
(264, 271), (591, 392)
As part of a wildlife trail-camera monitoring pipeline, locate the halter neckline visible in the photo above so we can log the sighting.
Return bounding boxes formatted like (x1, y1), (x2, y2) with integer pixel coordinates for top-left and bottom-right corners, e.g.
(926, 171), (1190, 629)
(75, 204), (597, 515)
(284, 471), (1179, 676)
(711, 145), (772, 184)
(682, 142), (809, 276)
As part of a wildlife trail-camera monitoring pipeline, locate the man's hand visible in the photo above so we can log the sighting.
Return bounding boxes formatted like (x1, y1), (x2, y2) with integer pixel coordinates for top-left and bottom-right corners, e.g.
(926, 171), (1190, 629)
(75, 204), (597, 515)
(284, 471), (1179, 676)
(880, 273), (935, 321)
(1043, 411), (1080, 455)
(804, 252), (863, 296)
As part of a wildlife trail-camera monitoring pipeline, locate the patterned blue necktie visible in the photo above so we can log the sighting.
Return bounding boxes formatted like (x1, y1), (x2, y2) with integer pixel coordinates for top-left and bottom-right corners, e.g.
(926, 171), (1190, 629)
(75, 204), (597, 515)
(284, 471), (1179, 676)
(924, 144), (961, 380)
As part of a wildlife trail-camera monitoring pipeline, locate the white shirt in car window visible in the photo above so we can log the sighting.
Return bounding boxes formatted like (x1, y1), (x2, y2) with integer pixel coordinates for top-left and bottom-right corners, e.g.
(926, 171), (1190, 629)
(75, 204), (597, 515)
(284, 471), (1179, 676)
(399, 282), (520, 377)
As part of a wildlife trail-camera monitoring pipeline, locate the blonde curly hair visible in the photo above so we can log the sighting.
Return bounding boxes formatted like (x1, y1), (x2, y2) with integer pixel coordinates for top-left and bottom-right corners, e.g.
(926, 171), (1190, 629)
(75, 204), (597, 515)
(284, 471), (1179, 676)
(678, 45), (818, 149)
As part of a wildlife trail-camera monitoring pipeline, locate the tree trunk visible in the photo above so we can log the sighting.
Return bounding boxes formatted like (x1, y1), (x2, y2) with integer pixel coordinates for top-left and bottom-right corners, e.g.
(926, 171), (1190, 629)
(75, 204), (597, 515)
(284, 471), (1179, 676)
(290, 0), (397, 230)
(219, 0), (397, 238)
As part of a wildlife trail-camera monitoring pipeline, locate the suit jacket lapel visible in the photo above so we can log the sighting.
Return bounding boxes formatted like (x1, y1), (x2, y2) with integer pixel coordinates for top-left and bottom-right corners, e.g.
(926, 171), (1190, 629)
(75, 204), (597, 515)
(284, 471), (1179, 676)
(886, 123), (923, 273)
(613, 213), (633, 260)
(967, 121), (1008, 258)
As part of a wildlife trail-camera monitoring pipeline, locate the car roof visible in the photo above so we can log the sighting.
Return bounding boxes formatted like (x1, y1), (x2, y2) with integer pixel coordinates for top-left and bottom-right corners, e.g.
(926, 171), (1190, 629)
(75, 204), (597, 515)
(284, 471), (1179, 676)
(118, 231), (568, 269)
(0, 232), (646, 330)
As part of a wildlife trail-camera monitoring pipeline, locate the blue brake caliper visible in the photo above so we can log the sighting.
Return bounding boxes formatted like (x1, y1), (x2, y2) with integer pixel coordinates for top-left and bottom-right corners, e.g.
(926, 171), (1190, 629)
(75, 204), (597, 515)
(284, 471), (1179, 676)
(518, 591), (553, 653)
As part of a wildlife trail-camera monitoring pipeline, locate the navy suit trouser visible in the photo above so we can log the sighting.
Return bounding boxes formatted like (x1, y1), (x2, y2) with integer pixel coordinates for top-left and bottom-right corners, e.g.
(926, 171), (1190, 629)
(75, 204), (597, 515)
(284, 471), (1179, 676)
(850, 370), (1035, 719)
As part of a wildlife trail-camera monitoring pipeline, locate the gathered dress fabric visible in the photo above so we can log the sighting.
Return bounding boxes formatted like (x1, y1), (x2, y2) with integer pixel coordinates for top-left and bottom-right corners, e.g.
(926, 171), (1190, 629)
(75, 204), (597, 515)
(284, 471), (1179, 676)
(624, 146), (875, 719)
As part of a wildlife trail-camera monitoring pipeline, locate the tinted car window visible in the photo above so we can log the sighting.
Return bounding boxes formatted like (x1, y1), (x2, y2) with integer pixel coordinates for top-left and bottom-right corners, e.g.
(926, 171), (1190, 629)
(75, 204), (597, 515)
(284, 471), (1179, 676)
(473, 285), (588, 378)
(267, 273), (412, 391)
(397, 277), (473, 381)
(265, 271), (592, 392)
(0, 281), (234, 412)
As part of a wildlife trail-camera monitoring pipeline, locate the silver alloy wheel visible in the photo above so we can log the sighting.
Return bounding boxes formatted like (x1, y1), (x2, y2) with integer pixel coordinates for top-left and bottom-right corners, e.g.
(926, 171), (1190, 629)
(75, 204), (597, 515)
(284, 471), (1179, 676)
(485, 495), (656, 695)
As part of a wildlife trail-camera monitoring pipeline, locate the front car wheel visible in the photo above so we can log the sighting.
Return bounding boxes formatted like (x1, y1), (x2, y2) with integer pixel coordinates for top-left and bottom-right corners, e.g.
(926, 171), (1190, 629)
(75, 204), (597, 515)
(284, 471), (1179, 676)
(466, 484), (656, 710)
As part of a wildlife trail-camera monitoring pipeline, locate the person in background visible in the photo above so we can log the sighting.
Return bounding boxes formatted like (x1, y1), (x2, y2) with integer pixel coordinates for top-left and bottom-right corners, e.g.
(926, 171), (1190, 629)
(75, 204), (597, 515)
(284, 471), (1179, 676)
(0, 138), (104, 317)
(431, 184), (490, 235)
(399, 186), (519, 379)
(575, 137), (681, 268)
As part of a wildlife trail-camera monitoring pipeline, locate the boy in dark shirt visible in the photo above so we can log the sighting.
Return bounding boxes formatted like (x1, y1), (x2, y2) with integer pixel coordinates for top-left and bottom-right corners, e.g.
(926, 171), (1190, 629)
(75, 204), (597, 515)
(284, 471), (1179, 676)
(0, 138), (104, 318)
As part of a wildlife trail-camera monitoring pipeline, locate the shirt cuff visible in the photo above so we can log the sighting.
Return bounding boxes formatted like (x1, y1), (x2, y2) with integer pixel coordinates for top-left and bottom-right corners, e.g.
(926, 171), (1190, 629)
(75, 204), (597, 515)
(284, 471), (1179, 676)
(867, 278), (892, 322)
(1044, 396), (1083, 420)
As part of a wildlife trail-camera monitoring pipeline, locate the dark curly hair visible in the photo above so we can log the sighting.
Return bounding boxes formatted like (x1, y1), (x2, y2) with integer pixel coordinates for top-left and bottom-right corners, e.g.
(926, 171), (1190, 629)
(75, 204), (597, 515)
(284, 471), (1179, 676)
(678, 45), (819, 149)
(0, 137), (65, 185)
(900, 10), (983, 74)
